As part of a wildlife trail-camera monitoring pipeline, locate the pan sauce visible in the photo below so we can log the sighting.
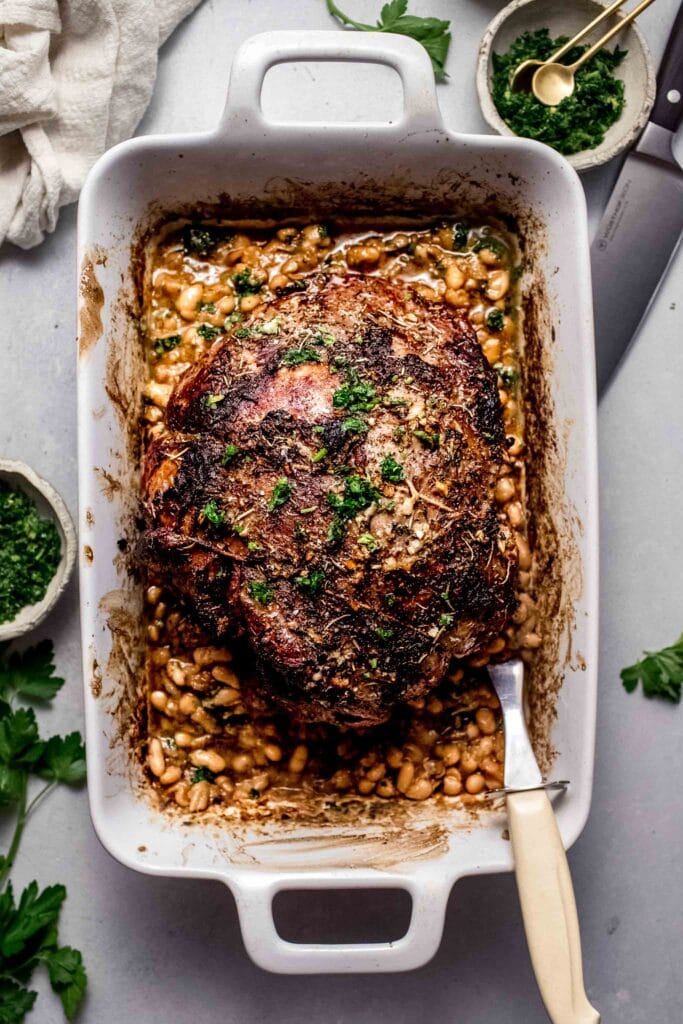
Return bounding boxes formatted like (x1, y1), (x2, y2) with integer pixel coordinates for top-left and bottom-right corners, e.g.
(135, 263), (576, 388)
(139, 220), (540, 818)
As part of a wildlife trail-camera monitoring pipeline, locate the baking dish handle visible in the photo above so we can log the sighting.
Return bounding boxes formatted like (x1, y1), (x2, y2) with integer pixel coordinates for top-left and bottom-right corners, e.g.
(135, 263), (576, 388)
(232, 875), (449, 973)
(220, 30), (445, 138)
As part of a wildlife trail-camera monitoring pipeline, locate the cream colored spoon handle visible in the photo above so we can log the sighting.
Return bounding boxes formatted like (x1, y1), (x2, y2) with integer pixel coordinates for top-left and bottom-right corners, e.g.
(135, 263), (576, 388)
(507, 789), (600, 1024)
(547, 0), (626, 63)
(569, 0), (657, 70)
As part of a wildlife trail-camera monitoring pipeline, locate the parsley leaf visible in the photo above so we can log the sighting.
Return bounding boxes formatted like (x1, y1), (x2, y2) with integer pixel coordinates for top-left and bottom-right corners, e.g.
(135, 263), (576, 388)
(341, 416), (368, 435)
(37, 734), (86, 785)
(153, 335), (181, 356)
(232, 269), (263, 295)
(358, 533), (378, 553)
(333, 369), (378, 413)
(380, 454), (404, 483)
(0, 979), (37, 1023)
(1, 881), (65, 959)
(326, 0), (451, 81)
(621, 634), (683, 703)
(222, 443), (240, 466)
(182, 225), (226, 256)
(413, 428), (440, 450)
(486, 308), (505, 332)
(204, 394), (224, 409)
(46, 946), (87, 1022)
(294, 569), (326, 595)
(0, 709), (44, 771)
(196, 323), (222, 342)
(281, 347), (322, 367)
(248, 581), (274, 605)
(0, 641), (64, 702)
(200, 500), (225, 526)
(267, 478), (292, 512)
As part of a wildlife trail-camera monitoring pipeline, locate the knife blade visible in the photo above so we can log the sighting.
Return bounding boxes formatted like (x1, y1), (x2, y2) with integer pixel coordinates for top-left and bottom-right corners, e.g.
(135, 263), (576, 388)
(592, 2), (683, 395)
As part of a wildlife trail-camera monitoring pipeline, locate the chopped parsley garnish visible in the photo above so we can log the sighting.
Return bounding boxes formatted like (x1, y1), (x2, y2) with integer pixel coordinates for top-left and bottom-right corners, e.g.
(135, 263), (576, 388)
(248, 580), (274, 605)
(267, 477), (292, 512)
(183, 224), (226, 256)
(311, 448), (328, 463)
(486, 308), (505, 332)
(205, 393), (224, 409)
(255, 317), (281, 335)
(327, 474), (380, 543)
(247, 540), (261, 552)
(374, 626), (394, 643)
(232, 269), (264, 295)
(382, 395), (409, 407)
(341, 416), (368, 435)
(453, 222), (468, 249)
(413, 428), (440, 450)
(491, 29), (627, 156)
(224, 310), (244, 329)
(385, 593), (397, 608)
(313, 328), (336, 347)
(199, 302), (216, 313)
(197, 323), (222, 341)
(0, 483), (61, 624)
(154, 334), (181, 355)
(222, 443), (240, 465)
(380, 454), (405, 483)
(497, 364), (519, 387)
(621, 634), (683, 703)
(190, 766), (215, 783)
(326, 0), (451, 81)
(200, 499), (224, 525)
(294, 569), (326, 595)
(281, 346), (322, 367)
(439, 612), (454, 628)
(358, 533), (378, 552)
(234, 326), (252, 339)
(473, 235), (506, 258)
(333, 368), (378, 413)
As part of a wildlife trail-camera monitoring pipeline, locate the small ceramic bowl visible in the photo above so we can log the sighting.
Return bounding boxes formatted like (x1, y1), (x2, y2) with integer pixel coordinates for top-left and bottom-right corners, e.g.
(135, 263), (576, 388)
(477, 0), (656, 171)
(0, 459), (76, 642)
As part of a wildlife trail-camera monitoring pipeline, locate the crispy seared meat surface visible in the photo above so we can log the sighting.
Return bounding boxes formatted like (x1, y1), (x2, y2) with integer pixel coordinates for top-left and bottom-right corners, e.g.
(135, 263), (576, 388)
(139, 274), (516, 726)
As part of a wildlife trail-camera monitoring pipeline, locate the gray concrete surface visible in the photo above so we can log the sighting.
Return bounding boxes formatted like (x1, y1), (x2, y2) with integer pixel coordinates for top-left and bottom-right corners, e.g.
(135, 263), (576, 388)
(0, 1), (681, 1021)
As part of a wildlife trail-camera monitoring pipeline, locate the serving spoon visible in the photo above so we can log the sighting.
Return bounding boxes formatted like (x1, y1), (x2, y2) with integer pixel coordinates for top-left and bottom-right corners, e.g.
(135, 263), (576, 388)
(510, 0), (627, 93)
(532, 0), (657, 106)
(487, 659), (600, 1024)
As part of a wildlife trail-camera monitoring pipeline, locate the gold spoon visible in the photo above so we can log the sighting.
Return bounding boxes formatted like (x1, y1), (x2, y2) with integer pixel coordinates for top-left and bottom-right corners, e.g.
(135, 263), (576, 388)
(510, 0), (627, 93)
(532, 0), (657, 106)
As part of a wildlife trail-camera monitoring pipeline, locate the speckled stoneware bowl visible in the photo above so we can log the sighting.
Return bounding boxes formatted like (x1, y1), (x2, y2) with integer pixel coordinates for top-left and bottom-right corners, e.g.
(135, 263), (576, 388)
(477, 0), (656, 171)
(0, 459), (76, 641)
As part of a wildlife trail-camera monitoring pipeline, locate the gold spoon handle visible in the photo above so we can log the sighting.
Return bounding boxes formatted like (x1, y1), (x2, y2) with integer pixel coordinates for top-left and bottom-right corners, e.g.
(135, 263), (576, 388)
(547, 0), (627, 63)
(569, 0), (658, 70)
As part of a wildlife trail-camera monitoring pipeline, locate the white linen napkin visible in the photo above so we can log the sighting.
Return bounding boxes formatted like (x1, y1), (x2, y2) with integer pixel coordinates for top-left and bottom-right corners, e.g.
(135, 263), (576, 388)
(0, 0), (202, 249)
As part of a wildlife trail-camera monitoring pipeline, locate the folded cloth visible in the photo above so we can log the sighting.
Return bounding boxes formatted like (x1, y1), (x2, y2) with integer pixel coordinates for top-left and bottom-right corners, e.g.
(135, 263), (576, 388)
(0, 0), (202, 249)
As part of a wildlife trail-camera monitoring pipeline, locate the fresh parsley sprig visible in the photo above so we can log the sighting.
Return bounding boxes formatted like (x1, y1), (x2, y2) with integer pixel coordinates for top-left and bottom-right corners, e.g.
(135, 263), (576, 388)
(326, 0), (451, 81)
(0, 641), (87, 1022)
(621, 634), (683, 703)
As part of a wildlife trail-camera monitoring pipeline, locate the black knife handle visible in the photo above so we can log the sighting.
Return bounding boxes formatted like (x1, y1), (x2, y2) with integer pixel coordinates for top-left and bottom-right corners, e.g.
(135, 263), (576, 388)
(651, 1), (683, 131)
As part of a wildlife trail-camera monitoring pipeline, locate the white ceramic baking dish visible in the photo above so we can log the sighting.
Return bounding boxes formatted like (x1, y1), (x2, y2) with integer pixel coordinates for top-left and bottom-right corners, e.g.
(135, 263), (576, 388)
(77, 31), (598, 974)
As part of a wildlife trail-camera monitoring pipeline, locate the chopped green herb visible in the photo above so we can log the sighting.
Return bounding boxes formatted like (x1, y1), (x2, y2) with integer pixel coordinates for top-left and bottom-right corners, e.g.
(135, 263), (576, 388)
(497, 364), (519, 388)
(486, 308), (505, 332)
(374, 626), (394, 643)
(200, 499), (224, 525)
(199, 302), (216, 313)
(281, 346), (322, 367)
(248, 581), (274, 605)
(154, 334), (181, 355)
(247, 540), (261, 552)
(385, 593), (397, 608)
(222, 443), (240, 465)
(267, 478), (292, 512)
(380, 454), (405, 483)
(311, 448), (328, 463)
(234, 326), (252, 339)
(314, 328), (336, 347)
(341, 416), (368, 435)
(0, 483), (61, 625)
(183, 224), (225, 256)
(205, 393), (224, 409)
(439, 612), (454, 628)
(190, 766), (215, 784)
(326, 0), (451, 81)
(197, 323), (222, 342)
(383, 395), (409, 408)
(621, 634), (683, 703)
(368, 657), (378, 670)
(294, 569), (326, 595)
(413, 429), (440, 450)
(453, 222), (468, 249)
(473, 235), (506, 258)
(333, 368), (378, 413)
(224, 310), (244, 329)
(327, 474), (380, 544)
(232, 269), (263, 295)
(255, 316), (281, 336)
(491, 29), (627, 156)
(358, 533), (378, 552)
